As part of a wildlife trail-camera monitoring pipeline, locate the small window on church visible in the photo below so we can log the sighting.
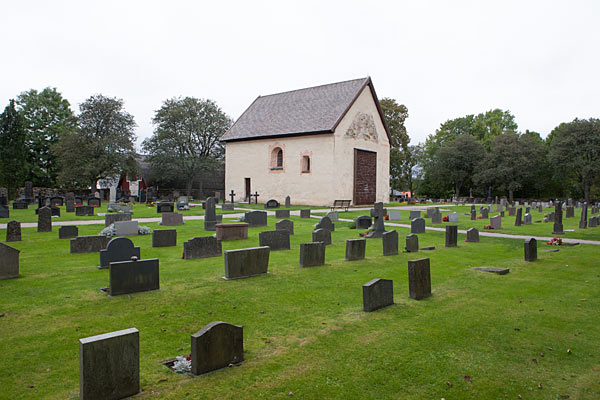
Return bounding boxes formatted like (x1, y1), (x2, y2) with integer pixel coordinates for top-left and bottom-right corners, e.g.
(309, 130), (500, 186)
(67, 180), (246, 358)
(302, 155), (311, 173)
(271, 147), (284, 170)
(276, 149), (283, 167)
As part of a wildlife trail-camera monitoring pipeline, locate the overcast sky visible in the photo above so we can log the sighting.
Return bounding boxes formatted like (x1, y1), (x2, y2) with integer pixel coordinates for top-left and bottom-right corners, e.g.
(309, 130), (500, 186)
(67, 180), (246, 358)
(2, 0), (599, 149)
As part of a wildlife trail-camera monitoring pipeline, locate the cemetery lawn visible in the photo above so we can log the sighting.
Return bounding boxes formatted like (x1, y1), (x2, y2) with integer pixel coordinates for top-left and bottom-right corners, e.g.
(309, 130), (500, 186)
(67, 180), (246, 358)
(334, 206), (600, 242)
(1, 216), (600, 399)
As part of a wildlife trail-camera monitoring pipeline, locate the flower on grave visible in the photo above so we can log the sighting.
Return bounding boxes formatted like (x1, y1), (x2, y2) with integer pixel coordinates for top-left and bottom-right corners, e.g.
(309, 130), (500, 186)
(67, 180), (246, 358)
(477, 216), (483, 219)
(442, 216), (449, 222)
(484, 224), (492, 230)
(173, 355), (192, 373)
(384, 214), (389, 220)
(546, 237), (562, 246)
(182, 250), (185, 259)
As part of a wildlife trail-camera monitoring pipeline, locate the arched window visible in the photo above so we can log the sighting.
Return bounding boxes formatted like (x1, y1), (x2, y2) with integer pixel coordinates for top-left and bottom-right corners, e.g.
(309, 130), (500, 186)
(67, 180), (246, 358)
(302, 155), (311, 172)
(271, 147), (284, 170)
(276, 149), (283, 167)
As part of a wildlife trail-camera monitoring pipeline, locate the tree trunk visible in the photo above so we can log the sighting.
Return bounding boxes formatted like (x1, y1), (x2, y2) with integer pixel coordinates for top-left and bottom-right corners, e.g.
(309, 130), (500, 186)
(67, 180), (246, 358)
(455, 183), (460, 200)
(584, 183), (591, 205)
(186, 179), (193, 197)
(509, 189), (514, 204)
(91, 179), (98, 191)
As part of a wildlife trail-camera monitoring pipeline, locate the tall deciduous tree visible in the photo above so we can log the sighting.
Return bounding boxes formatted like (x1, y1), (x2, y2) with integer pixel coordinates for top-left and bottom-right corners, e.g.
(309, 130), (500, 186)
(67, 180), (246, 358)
(0, 100), (28, 198)
(55, 95), (136, 189)
(548, 118), (600, 203)
(16, 87), (75, 187)
(380, 98), (410, 192)
(142, 97), (232, 195)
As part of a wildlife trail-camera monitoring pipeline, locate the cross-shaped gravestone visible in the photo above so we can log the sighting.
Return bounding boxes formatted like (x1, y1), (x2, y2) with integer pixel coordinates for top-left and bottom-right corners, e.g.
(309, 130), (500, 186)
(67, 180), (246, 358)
(366, 202), (387, 238)
(229, 189), (236, 204)
(251, 192), (259, 204)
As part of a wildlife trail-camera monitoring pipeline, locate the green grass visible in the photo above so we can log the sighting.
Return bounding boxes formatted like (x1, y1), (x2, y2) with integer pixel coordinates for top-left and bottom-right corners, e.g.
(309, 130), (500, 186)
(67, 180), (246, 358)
(1, 214), (599, 399)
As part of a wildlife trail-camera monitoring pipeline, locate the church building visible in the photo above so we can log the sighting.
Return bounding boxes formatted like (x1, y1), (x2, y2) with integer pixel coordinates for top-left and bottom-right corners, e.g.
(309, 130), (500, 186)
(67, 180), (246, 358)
(221, 77), (390, 205)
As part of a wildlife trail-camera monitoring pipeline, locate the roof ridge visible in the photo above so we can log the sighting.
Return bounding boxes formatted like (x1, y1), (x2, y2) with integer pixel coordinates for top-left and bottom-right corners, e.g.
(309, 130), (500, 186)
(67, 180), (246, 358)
(257, 77), (369, 99)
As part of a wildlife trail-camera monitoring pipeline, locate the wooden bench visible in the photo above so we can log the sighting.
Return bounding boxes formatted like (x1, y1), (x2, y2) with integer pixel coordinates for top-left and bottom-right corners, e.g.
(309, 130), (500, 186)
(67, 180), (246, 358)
(331, 200), (351, 212)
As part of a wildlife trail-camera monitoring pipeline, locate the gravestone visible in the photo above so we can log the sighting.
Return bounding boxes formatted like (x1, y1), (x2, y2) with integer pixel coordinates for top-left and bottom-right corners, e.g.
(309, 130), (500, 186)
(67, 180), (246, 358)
(470, 209), (476, 220)
(156, 202), (174, 213)
(152, 229), (177, 247)
(426, 208), (434, 218)
(65, 199), (75, 212)
(222, 203), (234, 211)
(409, 210), (421, 220)
(579, 204), (588, 229)
(100, 237), (141, 269)
(242, 211), (267, 227)
(114, 221), (139, 236)
(547, 212), (555, 222)
(508, 207), (516, 217)
(445, 225), (458, 247)
(13, 200), (28, 209)
(538, 204), (543, 212)
(70, 236), (110, 254)
(566, 206), (574, 218)
(285, 196), (291, 208)
(315, 216), (335, 232)
(408, 258), (431, 300)
(79, 328), (140, 400)
(312, 228), (331, 245)
(6, 220), (21, 242)
(345, 239), (366, 261)
(37, 206), (52, 232)
(74, 196), (83, 205)
(466, 228), (479, 242)
(299, 242), (326, 267)
(105, 213), (132, 227)
(382, 230), (398, 256)
(76, 206), (94, 217)
(366, 202), (387, 238)
(275, 219), (294, 235)
(481, 208), (489, 219)
(223, 246), (270, 279)
(0, 205), (9, 219)
(448, 212), (459, 222)
(490, 215), (501, 229)
(0, 242), (20, 280)
(216, 223), (248, 240)
(326, 211), (339, 221)
(108, 258), (160, 296)
(109, 187), (116, 203)
(59, 225), (78, 239)
(515, 208), (522, 226)
(300, 209), (311, 218)
(355, 216), (372, 229)
(388, 210), (401, 221)
(184, 236), (222, 259)
(525, 207), (530, 214)
(362, 278), (394, 312)
(264, 199), (279, 209)
(553, 201), (564, 234)
(524, 213), (532, 225)
(87, 198), (101, 207)
(589, 216), (598, 228)
(524, 238), (537, 262)
(473, 267), (509, 275)
(275, 209), (290, 219)
(50, 196), (64, 206)
(204, 197), (217, 231)
(107, 203), (133, 213)
(24, 181), (33, 203)
(411, 218), (425, 234)
(405, 234), (418, 252)
(431, 209), (442, 224)
(161, 212), (184, 226)
(259, 230), (290, 251)
(191, 322), (244, 375)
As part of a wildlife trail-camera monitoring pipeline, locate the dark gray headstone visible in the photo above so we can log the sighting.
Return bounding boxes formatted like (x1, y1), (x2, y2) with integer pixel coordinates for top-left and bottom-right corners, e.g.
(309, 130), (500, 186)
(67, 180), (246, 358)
(315, 216), (335, 232)
(299, 242), (326, 267)
(87, 198), (101, 207)
(579, 204), (588, 229)
(264, 199), (279, 209)
(24, 181), (33, 201)
(184, 236), (222, 259)
(65, 199), (75, 212)
(105, 213), (132, 227)
(514, 208), (522, 226)
(473, 267), (509, 275)
(411, 218), (425, 234)
(524, 213), (532, 225)
(157, 202), (174, 213)
(408, 258), (431, 300)
(108, 258), (159, 296)
(50, 196), (64, 206)
(223, 246), (270, 279)
(480, 208), (489, 219)
(284, 196), (291, 208)
(242, 211), (267, 227)
(312, 228), (331, 245)
(37, 206), (52, 232)
(161, 212), (184, 226)
(345, 238), (366, 261)
(445, 225), (457, 247)
(152, 229), (177, 247)
(553, 201), (564, 234)
(275, 219), (294, 235)
(79, 328), (140, 400)
(355, 216), (372, 229)
(300, 209), (311, 218)
(382, 230), (398, 256)
(466, 228), (479, 242)
(470, 210), (476, 220)
(490, 215), (501, 229)
(366, 202), (387, 238)
(409, 210), (421, 220)
(70, 236), (110, 254)
(566, 206), (574, 218)
(59, 225), (78, 239)
(508, 207), (516, 217)
(0, 204), (8, 219)
(589, 216), (598, 228)
(100, 237), (141, 269)
(6, 220), (21, 242)
(406, 234), (418, 252)
(0, 242), (19, 280)
(275, 209), (290, 219)
(524, 238), (537, 262)
(363, 278), (393, 312)
(12, 200), (28, 210)
(204, 197), (217, 231)
(221, 203), (234, 211)
(76, 206), (94, 217)
(259, 230), (290, 251)
(191, 321), (244, 375)
(431, 208), (442, 224)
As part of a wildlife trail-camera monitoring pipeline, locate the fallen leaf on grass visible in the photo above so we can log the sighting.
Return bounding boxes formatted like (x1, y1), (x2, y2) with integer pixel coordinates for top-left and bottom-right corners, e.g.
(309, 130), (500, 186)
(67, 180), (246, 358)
(464, 375), (472, 383)
(567, 349), (572, 354)
(532, 358), (538, 364)
(538, 383), (542, 389)
(446, 381), (452, 387)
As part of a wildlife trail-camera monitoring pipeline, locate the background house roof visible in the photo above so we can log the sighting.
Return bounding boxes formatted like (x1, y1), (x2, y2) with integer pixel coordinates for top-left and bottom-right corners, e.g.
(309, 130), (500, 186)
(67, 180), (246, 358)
(221, 77), (390, 142)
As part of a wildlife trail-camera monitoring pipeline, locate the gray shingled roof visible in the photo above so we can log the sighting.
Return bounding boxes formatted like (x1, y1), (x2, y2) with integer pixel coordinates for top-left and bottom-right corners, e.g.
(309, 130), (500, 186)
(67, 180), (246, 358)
(221, 77), (385, 142)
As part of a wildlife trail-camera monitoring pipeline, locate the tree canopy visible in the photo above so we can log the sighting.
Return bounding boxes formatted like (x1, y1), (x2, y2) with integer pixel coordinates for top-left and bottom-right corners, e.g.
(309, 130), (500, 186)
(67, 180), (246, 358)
(0, 100), (28, 198)
(380, 98), (410, 192)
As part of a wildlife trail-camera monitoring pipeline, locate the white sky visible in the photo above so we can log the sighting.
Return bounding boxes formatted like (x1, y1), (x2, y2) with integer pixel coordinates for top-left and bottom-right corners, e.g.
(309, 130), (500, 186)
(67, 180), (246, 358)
(2, 0), (599, 148)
